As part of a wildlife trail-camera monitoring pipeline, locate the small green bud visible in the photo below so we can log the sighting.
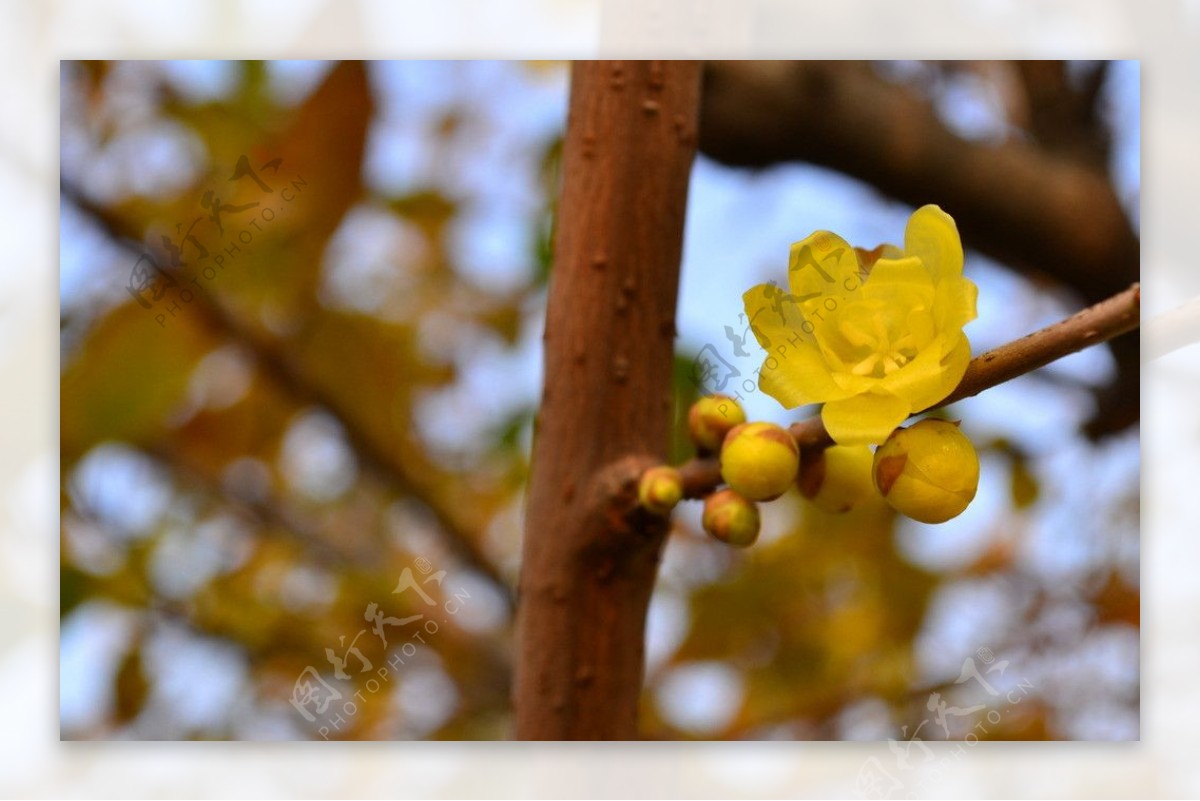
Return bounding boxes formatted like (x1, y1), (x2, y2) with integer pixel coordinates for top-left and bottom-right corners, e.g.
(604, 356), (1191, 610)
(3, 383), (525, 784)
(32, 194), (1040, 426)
(719, 422), (799, 501)
(798, 444), (876, 513)
(702, 488), (761, 547)
(873, 419), (979, 524)
(638, 465), (684, 515)
(687, 394), (747, 453)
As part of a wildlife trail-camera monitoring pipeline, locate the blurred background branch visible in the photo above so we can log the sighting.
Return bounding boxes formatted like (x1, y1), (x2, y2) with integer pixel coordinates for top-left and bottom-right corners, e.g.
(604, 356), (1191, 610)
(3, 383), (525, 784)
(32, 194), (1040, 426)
(61, 178), (514, 607)
(697, 60), (1139, 436)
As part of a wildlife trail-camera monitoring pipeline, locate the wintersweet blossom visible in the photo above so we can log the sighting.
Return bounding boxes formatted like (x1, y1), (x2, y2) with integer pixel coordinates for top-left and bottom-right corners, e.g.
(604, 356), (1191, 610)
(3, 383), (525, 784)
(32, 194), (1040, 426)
(743, 205), (978, 446)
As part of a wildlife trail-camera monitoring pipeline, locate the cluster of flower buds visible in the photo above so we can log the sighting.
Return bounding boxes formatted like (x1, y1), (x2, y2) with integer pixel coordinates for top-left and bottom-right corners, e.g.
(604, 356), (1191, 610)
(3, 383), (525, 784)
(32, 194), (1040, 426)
(635, 394), (981, 548)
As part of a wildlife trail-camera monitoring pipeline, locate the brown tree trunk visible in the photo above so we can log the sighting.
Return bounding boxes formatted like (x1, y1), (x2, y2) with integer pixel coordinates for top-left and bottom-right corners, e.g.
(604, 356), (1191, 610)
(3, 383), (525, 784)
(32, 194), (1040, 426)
(514, 60), (701, 740)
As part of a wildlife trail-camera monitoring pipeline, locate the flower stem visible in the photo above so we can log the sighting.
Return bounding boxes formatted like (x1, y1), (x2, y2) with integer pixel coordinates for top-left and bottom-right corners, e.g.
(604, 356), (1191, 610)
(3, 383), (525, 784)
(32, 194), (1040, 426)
(679, 282), (1140, 497)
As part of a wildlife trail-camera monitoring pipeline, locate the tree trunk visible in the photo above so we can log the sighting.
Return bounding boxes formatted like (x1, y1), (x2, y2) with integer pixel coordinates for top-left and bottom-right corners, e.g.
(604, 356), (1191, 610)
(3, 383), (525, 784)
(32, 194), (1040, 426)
(514, 60), (701, 740)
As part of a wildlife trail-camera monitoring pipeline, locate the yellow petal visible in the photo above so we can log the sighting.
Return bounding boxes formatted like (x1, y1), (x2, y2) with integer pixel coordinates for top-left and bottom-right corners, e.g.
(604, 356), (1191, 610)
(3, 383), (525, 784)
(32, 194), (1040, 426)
(822, 389), (911, 446)
(881, 332), (972, 411)
(902, 307), (936, 351)
(829, 369), (878, 397)
(856, 243), (904, 271)
(743, 279), (897, 361)
(760, 345), (850, 408)
(812, 318), (859, 373)
(742, 283), (807, 349)
(862, 256), (936, 304)
(858, 281), (935, 342)
(935, 275), (979, 333)
(787, 231), (863, 304)
(744, 285), (850, 408)
(904, 205), (963, 283)
(818, 300), (886, 369)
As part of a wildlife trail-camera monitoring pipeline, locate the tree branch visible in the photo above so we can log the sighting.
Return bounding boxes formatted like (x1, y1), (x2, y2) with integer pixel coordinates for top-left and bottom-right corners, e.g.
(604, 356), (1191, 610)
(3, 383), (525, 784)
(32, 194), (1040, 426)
(678, 283), (1141, 498)
(1013, 60), (1110, 166)
(514, 60), (701, 740)
(62, 181), (514, 608)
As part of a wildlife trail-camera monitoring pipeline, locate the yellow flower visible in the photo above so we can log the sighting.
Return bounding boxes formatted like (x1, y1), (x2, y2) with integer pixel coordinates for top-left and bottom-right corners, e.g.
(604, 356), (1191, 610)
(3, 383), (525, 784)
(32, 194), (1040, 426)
(743, 205), (977, 445)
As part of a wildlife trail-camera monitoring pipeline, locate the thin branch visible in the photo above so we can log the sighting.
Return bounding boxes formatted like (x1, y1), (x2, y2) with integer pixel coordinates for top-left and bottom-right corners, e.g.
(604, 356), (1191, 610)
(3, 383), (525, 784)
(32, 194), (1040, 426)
(678, 283), (1141, 498)
(62, 181), (514, 607)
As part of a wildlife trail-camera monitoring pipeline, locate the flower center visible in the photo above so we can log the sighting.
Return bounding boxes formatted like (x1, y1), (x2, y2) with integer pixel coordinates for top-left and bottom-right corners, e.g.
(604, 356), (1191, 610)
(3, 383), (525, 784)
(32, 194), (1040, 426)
(839, 315), (917, 378)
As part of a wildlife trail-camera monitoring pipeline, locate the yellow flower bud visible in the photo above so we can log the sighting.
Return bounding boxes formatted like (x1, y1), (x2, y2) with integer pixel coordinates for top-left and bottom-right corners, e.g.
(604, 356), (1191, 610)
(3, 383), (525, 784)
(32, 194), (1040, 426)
(719, 422), (799, 501)
(702, 488), (761, 547)
(687, 394), (747, 453)
(873, 419), (979, 524)
(797, 444), (876, 513)
(638, 465), (684, 515)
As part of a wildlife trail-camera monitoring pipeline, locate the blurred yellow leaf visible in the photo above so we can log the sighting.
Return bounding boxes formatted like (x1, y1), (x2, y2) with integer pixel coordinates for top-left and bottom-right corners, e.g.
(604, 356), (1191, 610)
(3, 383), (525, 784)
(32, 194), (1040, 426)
(61, 302), (214, 463)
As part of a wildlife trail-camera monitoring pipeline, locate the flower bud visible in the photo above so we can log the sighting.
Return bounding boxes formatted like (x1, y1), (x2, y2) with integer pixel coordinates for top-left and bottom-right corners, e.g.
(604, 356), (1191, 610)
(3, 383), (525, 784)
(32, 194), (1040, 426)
(638, 465), (684, 515)
(702, 488), (761, 547)
(873, 419), (979, 524)
(719, 422), (799, 501)
(797, 444), (876, 513)
(687, 394), (747, 453)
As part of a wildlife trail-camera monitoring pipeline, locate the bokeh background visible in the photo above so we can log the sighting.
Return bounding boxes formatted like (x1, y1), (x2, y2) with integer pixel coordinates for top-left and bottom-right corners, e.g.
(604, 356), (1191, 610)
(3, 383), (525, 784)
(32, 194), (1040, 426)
(2, 0), (1198, 796)
(57, 59), (1139, 743)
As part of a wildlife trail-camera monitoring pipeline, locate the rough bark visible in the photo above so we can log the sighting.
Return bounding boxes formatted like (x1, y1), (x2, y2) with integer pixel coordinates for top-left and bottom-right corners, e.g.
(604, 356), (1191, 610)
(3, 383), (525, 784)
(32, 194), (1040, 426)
(514, 60), (701, 740)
